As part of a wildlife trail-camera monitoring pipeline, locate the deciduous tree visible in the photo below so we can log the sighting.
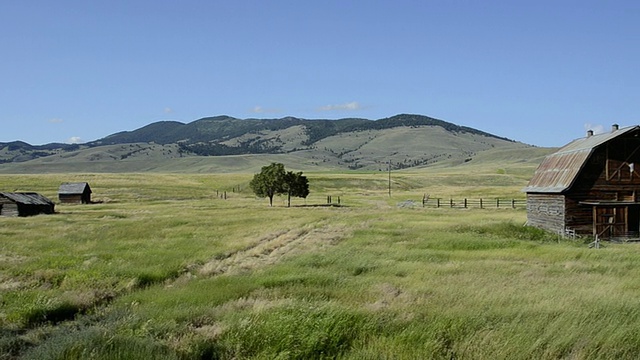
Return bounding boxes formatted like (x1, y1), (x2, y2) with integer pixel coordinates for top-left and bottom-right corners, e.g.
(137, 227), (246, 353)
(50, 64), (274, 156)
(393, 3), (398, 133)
(283, 171), (309, 207)
(250, 163), (310, 207)
(250, 163), (286, 206)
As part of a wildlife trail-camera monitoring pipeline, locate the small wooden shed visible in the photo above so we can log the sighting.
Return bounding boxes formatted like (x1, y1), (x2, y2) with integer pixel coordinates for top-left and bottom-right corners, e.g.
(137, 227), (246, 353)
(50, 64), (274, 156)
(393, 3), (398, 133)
(0, 192), (55, 217)
(58, 182), (92, 204)
(525, 124), (640, 239)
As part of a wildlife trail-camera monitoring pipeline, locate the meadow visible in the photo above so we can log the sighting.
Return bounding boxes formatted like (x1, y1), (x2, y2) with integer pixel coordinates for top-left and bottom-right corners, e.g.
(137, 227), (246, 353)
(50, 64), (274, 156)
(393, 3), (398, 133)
(2, 165), (640, 359)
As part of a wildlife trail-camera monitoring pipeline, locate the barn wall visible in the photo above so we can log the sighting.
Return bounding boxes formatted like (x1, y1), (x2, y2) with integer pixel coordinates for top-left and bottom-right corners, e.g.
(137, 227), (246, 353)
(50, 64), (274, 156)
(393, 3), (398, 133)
(17, 203), (54, 216)
(526, 193), (566, 234)
(578, 143), (640, 192)
(0, 199), (18, 217)
(564, 196), (594, 235)
(59, 194), (83, 204)
(59, 190), (91, 204)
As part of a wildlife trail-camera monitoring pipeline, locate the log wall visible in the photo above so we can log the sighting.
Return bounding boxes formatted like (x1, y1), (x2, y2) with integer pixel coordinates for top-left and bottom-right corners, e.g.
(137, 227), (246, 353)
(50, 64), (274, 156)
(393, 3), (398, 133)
(59, 194), (83, 204)
(0, 199), (19, 217)
(526, 194), (565, 234)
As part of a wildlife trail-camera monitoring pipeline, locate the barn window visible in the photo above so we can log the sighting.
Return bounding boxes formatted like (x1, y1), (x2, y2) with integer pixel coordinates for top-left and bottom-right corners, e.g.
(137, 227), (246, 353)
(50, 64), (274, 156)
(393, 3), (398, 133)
(618, 191), (635, 202)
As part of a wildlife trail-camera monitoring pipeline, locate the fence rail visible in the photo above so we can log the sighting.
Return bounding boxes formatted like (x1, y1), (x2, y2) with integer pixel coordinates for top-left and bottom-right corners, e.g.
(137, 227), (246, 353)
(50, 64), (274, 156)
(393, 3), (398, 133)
(422, 196), (526, 209)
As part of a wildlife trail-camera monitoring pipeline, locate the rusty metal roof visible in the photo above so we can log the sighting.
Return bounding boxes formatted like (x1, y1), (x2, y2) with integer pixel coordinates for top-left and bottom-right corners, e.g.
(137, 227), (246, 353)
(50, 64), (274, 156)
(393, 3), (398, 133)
(524, 125), (640, 193)
(58, 182), (91, 195)
(0, 192), (55, 205)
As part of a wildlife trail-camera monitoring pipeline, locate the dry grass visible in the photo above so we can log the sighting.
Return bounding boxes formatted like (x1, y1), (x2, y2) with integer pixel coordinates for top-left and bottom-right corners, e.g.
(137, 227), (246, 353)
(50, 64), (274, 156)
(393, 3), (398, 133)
(199, 223), (351, 277)
(4, 166), (640, 359)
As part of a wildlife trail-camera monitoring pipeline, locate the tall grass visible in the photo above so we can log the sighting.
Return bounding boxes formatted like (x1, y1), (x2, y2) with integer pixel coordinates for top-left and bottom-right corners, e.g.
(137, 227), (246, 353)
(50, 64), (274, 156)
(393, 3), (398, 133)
(2, 170), (640, 359)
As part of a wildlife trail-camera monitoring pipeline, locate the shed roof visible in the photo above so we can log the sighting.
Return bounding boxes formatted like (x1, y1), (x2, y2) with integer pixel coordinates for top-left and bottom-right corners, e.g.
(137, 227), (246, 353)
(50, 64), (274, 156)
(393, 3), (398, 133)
(58, 182), (91, 195)
(524, 125), (640, 193)
(0, 192), (55, 205)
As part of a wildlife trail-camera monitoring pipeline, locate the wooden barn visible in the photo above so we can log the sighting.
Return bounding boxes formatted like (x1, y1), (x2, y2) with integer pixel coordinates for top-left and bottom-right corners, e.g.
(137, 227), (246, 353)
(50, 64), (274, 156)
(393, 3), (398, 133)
(58, 182), (92, 204)
(0, 192), (55, 217)
(525, 124), (640, 239)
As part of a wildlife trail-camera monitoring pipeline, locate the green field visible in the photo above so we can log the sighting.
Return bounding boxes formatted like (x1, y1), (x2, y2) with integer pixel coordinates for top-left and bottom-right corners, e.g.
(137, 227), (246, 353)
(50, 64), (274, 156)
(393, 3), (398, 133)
(2, 164), (640, 359)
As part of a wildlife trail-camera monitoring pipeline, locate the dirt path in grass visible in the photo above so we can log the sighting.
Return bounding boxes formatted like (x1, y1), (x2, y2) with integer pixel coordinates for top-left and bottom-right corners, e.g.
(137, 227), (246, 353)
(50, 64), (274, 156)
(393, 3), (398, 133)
(7, 223), (352, 357)
(196, 223), (349, 277)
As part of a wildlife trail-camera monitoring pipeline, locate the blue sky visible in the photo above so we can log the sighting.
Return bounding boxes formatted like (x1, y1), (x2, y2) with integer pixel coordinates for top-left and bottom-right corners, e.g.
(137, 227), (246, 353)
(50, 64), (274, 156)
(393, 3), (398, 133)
(2, 1), (639, 147)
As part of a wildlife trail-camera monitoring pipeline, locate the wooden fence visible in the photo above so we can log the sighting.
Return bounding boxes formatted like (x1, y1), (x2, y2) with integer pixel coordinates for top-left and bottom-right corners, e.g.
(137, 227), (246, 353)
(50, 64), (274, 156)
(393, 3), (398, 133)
(422, 196), (526, 209)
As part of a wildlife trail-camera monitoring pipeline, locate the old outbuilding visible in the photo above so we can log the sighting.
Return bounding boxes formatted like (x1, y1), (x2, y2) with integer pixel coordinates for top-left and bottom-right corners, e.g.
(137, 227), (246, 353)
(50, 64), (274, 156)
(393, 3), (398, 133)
(58, 182), (92, 204)
(525, 124), (640, 239)
(0, 192), (55, 217)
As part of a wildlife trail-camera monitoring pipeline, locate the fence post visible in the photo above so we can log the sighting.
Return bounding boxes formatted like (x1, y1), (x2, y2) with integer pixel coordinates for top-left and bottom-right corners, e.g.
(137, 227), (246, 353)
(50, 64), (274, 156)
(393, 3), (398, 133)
(480, 198), (483, 209)
(450, 199), (454, 208)
(512, 199), (515, 208)
(464, 198), (467, 208)
(496, 198), (500, 208)
(437, 198), (440, 208)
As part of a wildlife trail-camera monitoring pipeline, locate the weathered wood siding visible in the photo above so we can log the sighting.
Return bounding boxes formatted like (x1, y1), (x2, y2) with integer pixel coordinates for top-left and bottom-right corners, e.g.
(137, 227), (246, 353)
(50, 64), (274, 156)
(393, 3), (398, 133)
(564, 196), (594, 234)
(59, 194), (84, 204)
(526, 194), (565, 234)
(0, 200), (19, 217)
(19, 203), (55, 216)
(576, 142), (640, 193)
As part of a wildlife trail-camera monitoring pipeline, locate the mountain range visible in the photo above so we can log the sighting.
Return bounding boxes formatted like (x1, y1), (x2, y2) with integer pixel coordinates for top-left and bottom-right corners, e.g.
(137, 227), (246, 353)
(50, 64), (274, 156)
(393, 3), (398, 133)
(0, 114), (550, 173)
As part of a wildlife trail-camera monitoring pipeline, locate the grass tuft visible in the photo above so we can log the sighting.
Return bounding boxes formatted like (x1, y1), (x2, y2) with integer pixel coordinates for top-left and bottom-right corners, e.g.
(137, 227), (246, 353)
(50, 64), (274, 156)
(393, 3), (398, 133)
(218, 302), (371, 359)
(22, 328), (181, 360)
(456, 221), (559, 243)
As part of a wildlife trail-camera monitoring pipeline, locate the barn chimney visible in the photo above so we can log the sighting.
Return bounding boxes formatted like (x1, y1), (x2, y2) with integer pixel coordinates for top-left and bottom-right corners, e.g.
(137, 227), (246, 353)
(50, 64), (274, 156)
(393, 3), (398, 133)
(587, 130), (594, 137)
(612, 124), (619, 132)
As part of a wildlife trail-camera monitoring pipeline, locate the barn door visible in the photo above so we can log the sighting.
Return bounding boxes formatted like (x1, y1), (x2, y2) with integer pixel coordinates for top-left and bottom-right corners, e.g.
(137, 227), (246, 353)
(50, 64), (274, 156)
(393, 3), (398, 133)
(594, 206), (627, 238)
(628, 206), (640, 237)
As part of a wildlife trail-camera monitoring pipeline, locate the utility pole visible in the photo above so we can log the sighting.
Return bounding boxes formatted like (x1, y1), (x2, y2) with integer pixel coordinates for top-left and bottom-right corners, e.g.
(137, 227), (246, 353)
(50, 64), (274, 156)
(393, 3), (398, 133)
(388, 159), (391, 197)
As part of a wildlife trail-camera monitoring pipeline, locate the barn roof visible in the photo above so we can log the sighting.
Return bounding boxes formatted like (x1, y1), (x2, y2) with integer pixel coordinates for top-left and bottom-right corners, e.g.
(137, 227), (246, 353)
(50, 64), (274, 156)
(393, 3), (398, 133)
(0, 192), (55, 205)
(58, 182), (91, 195)
(524, 125), (640, 193)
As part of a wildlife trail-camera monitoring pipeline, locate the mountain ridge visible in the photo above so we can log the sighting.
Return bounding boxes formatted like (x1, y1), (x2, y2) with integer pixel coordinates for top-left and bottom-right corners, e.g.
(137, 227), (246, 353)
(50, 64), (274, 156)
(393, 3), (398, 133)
(0, 113), (543, 173)
(88, 114), (513, 153)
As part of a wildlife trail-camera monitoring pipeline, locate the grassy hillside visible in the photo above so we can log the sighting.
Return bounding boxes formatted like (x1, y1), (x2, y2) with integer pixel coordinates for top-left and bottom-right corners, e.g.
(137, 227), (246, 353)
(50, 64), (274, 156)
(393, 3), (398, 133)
(93, 114), (506, 148)
(1, 114), (537, 171)
(2, 166), (640, 359)
(0, 126), (548, 174)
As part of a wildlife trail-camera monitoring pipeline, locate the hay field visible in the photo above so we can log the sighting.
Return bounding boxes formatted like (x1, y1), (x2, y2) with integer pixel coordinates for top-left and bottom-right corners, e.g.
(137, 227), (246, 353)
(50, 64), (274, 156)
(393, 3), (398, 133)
(2, 167), (640, 359)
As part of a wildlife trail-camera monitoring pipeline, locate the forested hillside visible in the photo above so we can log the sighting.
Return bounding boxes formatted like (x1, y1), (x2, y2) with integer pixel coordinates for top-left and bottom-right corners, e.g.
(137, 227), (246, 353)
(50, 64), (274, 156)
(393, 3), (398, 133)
(0, 114), (539, 173)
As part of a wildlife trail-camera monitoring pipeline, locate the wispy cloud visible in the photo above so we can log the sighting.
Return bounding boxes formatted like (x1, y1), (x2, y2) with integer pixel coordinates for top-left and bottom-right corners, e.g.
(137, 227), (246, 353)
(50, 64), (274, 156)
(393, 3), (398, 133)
(66, 136), (82, 144)
(164, 107), (173, 114)
(251, 106), (281, 114)
(49, 118), (64, 124)
(318, 101), (362, 112)
(584, 123), (605, 135)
